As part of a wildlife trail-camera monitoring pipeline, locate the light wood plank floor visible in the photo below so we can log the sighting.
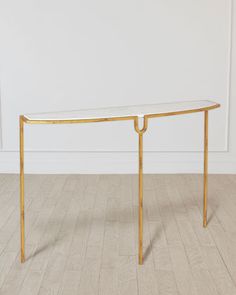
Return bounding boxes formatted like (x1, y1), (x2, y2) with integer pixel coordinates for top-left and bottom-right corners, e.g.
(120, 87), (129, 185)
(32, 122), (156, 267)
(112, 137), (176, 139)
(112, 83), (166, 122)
(0, 174), (236, 295)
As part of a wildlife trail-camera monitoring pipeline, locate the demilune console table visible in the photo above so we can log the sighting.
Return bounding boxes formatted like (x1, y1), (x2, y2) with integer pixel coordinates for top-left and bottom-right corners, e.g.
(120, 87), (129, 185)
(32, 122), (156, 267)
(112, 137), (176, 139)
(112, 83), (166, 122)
(19, 100), (220, 264)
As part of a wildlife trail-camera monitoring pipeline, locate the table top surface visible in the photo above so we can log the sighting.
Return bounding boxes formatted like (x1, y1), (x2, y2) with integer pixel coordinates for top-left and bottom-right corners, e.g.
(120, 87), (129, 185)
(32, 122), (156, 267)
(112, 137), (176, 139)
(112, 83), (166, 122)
(24, 100), (220, 122)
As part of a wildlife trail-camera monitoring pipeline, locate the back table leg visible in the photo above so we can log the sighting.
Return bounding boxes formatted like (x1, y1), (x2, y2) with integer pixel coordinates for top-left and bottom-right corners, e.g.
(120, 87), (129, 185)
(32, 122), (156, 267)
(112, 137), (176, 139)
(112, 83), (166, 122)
(20, 116), (25, 263)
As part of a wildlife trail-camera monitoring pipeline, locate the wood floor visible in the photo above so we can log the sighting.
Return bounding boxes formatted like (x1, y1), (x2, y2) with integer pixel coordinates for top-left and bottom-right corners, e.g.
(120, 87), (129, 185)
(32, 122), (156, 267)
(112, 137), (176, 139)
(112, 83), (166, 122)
(0, 174), (236, 295)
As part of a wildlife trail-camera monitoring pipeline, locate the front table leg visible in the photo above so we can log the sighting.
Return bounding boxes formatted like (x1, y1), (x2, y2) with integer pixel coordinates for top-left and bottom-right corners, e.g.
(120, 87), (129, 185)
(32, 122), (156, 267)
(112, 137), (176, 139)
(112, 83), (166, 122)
(134, 116), (148, 265)
(20, 116), (25, 262)
(203, 111), (208, 228)
(138, 132), (143, 265)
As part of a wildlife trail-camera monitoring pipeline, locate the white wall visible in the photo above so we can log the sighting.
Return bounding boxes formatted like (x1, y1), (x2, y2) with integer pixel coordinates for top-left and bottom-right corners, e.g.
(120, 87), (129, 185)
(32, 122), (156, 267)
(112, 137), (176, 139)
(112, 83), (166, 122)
(0, 0), (235, 174)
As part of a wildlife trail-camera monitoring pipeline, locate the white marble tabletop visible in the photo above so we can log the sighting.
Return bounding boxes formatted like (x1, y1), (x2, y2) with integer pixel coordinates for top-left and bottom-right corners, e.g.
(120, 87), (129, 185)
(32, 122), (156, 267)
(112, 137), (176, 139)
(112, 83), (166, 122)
(24, 100), (220, 121)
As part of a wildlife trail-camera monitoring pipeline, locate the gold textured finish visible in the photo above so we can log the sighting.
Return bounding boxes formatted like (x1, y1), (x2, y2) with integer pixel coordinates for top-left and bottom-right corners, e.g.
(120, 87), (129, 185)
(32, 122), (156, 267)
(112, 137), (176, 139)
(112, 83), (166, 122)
(203, 111), (208, 228)
(20, 116), (25, 263)
(134, 116), (148, 265)
(23, 116), (137, 125)
(19, 102), (220, 264)
(138, 133), (143, 265)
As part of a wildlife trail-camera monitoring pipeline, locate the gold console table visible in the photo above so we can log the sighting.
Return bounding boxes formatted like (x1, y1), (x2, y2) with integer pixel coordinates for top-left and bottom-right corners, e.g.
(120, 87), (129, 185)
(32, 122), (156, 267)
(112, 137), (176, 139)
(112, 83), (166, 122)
(19, 100), (220, 264)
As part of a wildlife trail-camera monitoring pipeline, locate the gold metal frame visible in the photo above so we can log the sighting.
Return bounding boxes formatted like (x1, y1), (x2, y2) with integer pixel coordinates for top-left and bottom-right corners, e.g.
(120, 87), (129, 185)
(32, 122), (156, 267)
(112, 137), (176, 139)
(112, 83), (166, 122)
(20, 116), (25, 263)
(203, 111), (208, 227)
(19, 103), (220, 265)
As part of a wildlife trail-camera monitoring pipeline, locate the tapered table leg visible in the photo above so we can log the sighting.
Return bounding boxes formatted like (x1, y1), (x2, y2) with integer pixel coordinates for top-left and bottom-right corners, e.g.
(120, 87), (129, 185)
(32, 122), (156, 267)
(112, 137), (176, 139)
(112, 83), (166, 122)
(20, 116), (25, 262)
(138, 132), (143, 265)
(203, 111), (208, 228)
(134, 116), (148, 265)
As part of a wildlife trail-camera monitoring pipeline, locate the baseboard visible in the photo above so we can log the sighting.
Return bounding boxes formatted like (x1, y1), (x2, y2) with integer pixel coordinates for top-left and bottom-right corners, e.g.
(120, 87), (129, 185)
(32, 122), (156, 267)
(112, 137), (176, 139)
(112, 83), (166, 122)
(0, 151), (236, 174)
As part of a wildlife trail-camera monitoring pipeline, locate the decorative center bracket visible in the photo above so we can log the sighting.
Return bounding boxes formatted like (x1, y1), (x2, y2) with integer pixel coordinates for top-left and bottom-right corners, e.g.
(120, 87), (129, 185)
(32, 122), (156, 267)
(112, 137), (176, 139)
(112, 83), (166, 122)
(134, 116), (148, 134)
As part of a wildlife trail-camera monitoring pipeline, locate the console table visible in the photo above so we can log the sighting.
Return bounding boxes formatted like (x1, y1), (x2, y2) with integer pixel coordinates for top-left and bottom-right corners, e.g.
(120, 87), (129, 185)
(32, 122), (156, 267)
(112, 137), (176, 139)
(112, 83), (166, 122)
(19, 100), (220, 264)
